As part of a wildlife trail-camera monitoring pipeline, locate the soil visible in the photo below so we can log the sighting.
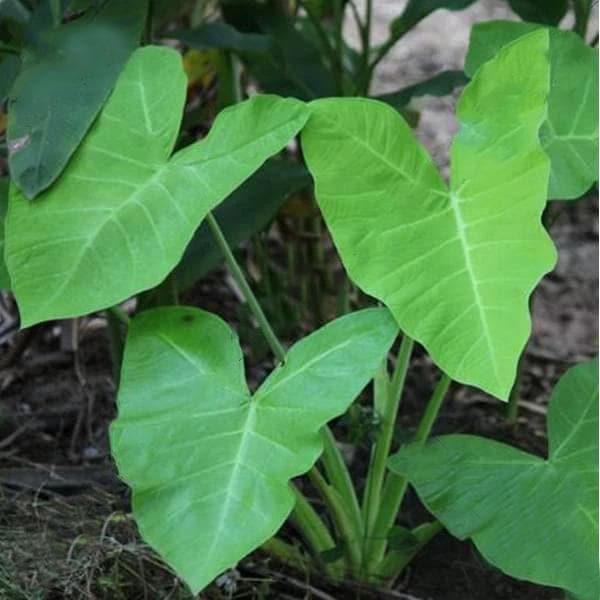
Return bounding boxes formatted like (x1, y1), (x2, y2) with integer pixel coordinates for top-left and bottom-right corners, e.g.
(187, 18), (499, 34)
(0, 2), (597, 599)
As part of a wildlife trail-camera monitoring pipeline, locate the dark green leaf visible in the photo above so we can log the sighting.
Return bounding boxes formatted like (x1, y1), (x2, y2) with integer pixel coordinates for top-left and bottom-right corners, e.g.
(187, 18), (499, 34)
(507, 0), (568, 25)
(390, 1), (477, 37)
(0, 53), (20, 103)
(247, 16), (335, 100)
(175, 159), (311, 291)
(170, 21), (270, 53)
(7, 0), (147, 199)
(376, 70), (468, 110)
(0, 1), (30, 25)
(390, 359), (599, 599)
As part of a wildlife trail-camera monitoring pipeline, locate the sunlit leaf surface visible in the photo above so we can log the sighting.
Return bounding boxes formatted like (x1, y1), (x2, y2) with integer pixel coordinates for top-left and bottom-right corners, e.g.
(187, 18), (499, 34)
(111, 307), (398, 592)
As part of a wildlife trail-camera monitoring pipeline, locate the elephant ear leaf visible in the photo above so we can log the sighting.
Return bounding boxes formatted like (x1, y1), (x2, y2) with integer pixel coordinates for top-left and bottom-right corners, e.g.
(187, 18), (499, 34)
(5, 45), (309, 326)
(466, 21), (599, 200)
(389, 358), (599, 600)
(111, 307), (398, 593)
(302, 29), (555, 399)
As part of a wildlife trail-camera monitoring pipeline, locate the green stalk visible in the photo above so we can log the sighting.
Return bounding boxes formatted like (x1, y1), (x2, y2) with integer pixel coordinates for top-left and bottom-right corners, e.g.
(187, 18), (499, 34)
(366, 372), (452, 573)
(308, 466), (362, 574)
(206, 212), (286, 363)
(332, 0), (345, 93)
(290, 487), (344, 577)
(319, 428), (364, 548)
(573, 0), (591, 39)
(357, 0), (373, 95)
(506, 354), (523, 423)
(361, 335), (413, 540)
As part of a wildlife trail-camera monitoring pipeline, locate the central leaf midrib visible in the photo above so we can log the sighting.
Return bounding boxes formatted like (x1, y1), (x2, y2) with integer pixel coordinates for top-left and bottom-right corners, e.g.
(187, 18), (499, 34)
(205, 402), (258, 565)
(449, 191), (500, 386)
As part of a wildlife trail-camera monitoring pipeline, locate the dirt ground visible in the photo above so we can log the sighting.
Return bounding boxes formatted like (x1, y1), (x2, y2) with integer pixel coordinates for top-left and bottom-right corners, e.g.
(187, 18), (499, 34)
(0, 2), (598, 599)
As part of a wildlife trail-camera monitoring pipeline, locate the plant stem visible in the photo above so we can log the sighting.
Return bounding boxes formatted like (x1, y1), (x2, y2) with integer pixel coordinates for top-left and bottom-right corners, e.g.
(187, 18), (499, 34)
(357, 0), (373, 95)
(308, 466), (361, 573)
(319, 428), (364, 550)
(107, 305), (130, 326)
(332, 0), (345, 93)
(361, 335), (413, 539)
(290, 486), (343, 577)
(366, 372), (452, 573)
(506, 353), (524, 423)
(572, 0), (591, 38)
(206, 212), (286, 363)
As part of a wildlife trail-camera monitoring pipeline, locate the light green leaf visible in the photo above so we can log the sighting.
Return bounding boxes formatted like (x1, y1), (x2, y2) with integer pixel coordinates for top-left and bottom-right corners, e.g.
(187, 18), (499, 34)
(111, 306), (398, 593)
(466, 22), (599, 200)
(389, 358), (599, 599)
(302, 30), (555, 399)
(0, 178), (9, 290)
(5, 46), (309, 326)
(7, 0), (147, 199)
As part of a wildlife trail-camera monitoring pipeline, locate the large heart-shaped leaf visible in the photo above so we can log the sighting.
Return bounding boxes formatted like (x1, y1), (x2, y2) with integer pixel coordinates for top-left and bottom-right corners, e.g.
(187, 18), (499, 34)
(302, 30), (556, 399)
(111, 306), (398, 593)
(7, 0), (147, 199)
(5, 46), (309, 326)
(389, 358), (599, 599)
(466, 22), (599, 200)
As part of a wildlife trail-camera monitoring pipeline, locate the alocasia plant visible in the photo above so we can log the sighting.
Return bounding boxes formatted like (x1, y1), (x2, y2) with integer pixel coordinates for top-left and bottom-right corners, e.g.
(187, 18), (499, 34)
(1, 4), (596, 598)
(302, 30), (556, 400)
(390, 358), (599, 600)
(5, 46), (308, 326)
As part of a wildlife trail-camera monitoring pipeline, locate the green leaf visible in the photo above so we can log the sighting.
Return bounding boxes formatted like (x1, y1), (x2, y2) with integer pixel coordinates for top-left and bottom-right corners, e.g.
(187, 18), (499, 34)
(302, 30), (555, 399)
(0, 178), (9, 290)
(466, 22), (599, 200)
(5, 46), (309, 326)
(244, 16), (336, 100)
(390, 1), (477, 37)
(6, 0), (147, 199)
(389, 358), (599, 599)
(376, 70), (468, 110)
(111, 306), (398, 593)
(0, 54), (20, 104)
(169, 21), (270, 53)
(507, 0), (568, 25)
(175, 159), (311, 291)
